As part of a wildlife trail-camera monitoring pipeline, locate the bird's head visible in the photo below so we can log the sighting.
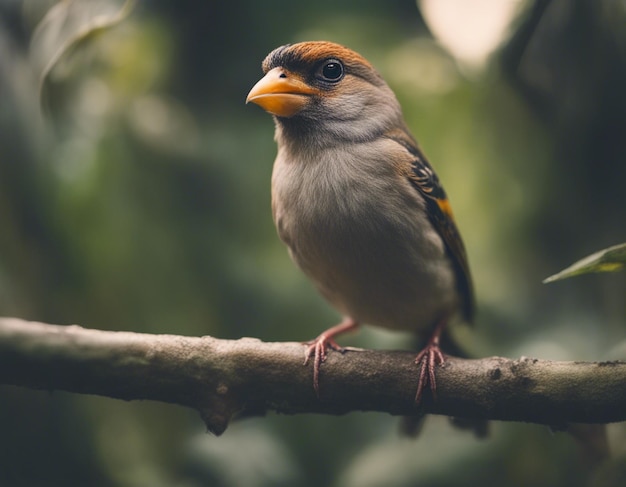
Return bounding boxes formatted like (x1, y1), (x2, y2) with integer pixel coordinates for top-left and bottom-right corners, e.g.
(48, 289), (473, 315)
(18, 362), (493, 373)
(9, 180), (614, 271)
(246, 41), (403, 146)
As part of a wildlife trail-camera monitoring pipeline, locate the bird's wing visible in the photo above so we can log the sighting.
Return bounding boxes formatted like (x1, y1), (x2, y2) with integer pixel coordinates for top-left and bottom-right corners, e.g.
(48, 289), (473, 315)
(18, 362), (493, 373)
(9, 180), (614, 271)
(386, 128), (475, 323)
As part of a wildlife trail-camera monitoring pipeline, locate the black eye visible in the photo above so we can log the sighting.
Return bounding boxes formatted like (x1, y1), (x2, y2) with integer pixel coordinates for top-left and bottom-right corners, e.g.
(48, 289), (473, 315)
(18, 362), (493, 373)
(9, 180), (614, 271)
(319, 60), (344, 82)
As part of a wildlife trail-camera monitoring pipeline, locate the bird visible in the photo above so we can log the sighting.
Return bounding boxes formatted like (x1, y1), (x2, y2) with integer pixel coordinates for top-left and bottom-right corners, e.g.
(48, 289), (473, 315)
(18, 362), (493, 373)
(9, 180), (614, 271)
(246, 41), (474, 404)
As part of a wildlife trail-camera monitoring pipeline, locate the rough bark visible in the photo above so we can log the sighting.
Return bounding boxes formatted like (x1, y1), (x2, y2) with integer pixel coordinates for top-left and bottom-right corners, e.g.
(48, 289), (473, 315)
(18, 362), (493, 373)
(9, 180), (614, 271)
(1, 317), (624, 435)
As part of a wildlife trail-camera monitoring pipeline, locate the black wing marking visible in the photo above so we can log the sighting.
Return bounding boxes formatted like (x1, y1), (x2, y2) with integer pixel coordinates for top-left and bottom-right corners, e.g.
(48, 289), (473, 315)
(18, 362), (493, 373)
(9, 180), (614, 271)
(387, 129), (475, 323)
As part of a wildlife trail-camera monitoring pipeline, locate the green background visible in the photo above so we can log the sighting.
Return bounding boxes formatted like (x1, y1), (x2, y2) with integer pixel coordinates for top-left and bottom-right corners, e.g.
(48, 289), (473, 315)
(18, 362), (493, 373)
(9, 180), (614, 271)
(1, 0), (625, 485)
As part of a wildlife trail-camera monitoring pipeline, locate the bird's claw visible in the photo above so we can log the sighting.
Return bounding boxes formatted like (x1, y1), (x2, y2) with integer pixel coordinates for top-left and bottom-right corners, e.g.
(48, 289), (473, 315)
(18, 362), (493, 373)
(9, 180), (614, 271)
(303, 335), (344, 396)
(414, 343), (445, 404)
(301, 318), (359, 397)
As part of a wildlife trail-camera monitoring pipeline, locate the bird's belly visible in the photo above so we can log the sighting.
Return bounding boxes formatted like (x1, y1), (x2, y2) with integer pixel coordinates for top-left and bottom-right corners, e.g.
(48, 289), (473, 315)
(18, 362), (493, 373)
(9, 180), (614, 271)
(275, 193), (458, 333)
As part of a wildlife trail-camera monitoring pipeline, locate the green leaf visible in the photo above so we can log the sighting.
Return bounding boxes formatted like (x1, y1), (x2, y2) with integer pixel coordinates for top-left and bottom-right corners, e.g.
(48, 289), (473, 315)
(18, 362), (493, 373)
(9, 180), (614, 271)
(543, 243), (626, 283)
(29, 0), (135, 114)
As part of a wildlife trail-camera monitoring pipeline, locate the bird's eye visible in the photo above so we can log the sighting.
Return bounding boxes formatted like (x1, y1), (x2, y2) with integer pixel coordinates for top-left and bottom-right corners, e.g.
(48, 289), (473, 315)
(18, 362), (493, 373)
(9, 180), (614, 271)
(318, 60), (344, 82)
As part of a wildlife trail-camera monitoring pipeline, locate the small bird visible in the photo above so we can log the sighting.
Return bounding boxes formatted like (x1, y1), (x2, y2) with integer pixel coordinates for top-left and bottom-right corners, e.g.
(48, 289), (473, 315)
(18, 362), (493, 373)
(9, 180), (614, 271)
(246, 41), (474, 404)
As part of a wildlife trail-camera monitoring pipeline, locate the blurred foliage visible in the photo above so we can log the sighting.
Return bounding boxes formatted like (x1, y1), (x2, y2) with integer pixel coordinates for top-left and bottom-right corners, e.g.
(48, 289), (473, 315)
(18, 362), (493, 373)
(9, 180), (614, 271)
(1, 0), (625, 486)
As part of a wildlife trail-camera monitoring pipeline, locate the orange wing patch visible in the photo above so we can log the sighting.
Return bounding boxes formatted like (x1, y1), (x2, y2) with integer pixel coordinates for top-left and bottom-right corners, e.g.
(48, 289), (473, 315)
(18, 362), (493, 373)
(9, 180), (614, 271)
(436, 198), (455, 221)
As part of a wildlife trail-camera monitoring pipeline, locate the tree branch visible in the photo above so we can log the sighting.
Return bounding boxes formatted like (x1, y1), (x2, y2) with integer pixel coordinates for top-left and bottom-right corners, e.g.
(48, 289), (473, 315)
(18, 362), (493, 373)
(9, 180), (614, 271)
(1, 317), (624, 435)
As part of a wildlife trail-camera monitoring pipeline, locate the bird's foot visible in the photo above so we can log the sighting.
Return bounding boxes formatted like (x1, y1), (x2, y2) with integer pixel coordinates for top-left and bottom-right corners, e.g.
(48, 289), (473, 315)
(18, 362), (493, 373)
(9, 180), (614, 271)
(414, 318), (447, 404)
(414, 342), (445, 404)
(303, 317), (358, 396)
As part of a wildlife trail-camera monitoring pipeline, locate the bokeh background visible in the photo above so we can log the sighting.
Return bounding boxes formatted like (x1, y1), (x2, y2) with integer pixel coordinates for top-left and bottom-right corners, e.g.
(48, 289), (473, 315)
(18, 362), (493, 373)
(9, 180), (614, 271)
(1, 0), (625, 485)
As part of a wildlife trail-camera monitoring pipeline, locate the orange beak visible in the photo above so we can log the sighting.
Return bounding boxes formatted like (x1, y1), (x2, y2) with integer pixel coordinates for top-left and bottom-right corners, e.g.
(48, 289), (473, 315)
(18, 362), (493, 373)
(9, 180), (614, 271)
(246, 67), (317, 117)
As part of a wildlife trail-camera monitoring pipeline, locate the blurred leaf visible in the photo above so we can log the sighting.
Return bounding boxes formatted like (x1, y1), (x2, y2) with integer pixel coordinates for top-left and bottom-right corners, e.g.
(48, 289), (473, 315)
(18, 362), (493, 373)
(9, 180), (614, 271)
(29, 0), (135, 113)
(543, 243), (626, 283)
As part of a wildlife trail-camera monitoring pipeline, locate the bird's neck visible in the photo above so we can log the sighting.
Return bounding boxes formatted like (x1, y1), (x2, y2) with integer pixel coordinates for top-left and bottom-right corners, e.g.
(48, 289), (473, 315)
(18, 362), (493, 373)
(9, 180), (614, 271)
(273, 116), (396, 159)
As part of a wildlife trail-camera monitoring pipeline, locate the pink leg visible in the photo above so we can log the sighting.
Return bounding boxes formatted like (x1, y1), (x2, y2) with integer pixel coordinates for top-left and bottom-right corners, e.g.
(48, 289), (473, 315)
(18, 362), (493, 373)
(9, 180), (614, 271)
(414, 318), (447, 404)
(304, 317), (359, 396)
